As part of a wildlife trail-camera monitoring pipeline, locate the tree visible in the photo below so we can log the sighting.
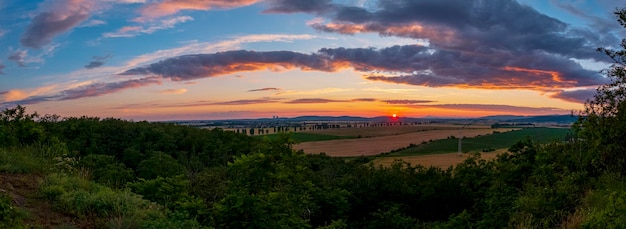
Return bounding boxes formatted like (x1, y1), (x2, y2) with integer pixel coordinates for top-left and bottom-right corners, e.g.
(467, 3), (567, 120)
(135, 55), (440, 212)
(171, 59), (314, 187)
(137, 152), (186, 179)
(576, 8), (626, 174)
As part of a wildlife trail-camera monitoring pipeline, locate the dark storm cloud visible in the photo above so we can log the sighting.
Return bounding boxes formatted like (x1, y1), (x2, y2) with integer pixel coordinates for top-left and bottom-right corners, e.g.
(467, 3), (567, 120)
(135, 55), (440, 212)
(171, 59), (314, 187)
(84, 54), (112, 69)
(0, 77), (161, 107)
(248, 87), (281, 92)
(549, 89), (598, 103)
(0, 64), (5, 75)
(20, 0), (91, 49)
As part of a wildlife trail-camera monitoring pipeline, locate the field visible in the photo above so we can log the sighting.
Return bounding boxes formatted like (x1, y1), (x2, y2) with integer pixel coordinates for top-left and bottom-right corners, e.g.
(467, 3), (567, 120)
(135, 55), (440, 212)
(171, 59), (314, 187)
(295, 126), (516, 157)
(373, 148), (508, 168)
(301, 124), (490, 137)
(385, 127), (571, 156)
(255, 132), (356, 142)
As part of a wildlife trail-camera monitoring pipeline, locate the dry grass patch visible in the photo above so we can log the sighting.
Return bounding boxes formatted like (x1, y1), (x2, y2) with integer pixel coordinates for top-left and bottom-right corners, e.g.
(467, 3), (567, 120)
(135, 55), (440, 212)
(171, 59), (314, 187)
(373, 148), (509, 168)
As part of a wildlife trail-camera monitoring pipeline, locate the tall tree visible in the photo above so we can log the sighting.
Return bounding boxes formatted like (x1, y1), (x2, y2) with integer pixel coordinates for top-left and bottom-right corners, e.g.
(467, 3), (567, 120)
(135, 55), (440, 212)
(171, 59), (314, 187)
(576, 8), (626, 174)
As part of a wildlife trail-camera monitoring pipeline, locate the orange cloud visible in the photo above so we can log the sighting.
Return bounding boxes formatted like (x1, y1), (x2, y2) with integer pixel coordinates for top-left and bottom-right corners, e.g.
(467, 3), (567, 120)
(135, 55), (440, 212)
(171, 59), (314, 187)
(502, 66), (577, 87)
(137, 0), (259, 21)
(310, 22), (458, 45)
(159, 88), (188, 95)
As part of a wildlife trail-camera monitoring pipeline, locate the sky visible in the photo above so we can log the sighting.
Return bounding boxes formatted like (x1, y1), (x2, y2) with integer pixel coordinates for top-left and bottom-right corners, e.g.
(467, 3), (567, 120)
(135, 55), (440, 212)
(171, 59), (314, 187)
(0, 0), (624, 121)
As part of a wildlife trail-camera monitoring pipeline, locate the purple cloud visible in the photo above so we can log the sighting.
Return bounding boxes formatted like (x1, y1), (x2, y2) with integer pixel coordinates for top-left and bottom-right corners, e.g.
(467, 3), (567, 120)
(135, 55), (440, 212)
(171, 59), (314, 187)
(8, 50), (27, 67)
(213, 98), (281, 105)
(284, 98), (348, 104)
(248, 87), (281, 92)
(549, 89), (597, 103)
(20, 0), (93, 49)
(0, 77), (161, 107)
(415, 104), (570, 115)
(383, 99), (434, 104)
(84, 54), (112, 69)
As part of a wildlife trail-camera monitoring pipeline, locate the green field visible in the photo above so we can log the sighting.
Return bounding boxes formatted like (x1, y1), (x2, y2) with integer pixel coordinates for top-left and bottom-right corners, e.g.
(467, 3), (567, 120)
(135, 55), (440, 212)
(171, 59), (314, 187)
(255, 132), (356, 143)
(385, 127), (571, 156)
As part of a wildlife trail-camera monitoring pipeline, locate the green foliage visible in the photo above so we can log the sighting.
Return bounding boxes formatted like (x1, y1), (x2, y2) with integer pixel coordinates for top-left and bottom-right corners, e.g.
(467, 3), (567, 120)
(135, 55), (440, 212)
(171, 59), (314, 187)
(136, 152), (186, 179)
(0, 192), (26, 228)
(39, 173), (202, 228)
(0, 143), (68, 174)
(577, 174), (626, 228)
(575, 8), (626, 174)
(129, 175), (209, 220)
(213, 139), (316, 228)
(78, 154), (134, 188)
(364, 204), (418, 229)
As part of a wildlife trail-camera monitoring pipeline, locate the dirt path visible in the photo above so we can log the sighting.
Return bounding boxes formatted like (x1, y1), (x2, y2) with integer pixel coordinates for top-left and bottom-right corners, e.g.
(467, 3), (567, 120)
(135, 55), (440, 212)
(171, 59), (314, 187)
(0, 173), (92, 228)
(295, 128), (513, 157)
(373, 148), (508, 168)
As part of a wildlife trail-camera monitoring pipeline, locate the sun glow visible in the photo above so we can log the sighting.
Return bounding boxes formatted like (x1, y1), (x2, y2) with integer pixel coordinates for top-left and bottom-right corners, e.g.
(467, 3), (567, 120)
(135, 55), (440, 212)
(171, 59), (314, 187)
(392, 113), (397, 118)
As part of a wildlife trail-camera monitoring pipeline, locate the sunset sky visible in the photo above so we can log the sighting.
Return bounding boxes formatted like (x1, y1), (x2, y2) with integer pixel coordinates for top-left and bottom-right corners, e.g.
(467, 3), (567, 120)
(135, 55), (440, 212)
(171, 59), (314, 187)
(0, 0), (624, 120)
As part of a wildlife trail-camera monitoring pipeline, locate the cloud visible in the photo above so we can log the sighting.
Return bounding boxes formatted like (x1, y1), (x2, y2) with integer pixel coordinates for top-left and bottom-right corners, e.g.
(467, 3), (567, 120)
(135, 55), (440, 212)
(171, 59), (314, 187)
(8, 49), (28, 67)
(0, 77), (161, 107)
(124, 34), (316, 68)
(136, 0), (259, 21)
(248, 87), (281, 92)
(414, 104), (570, 115)
(120, 49), (339, 80)
(253, 0), (615, 95)
(213, 98), (281, 105)
(103, 16), (193, 38)
(549, 89), (597, 103)
(80, 19), (106, 27)
(284, 98), (348, 104)
(0, 63), (4, 74)
(275, 87), (352, 96)
(159, 88), (188, 95)
(383, 99), (434, 104)
(84, 54), (112, 69)
(351, 98), (378, 102)
(121, 44), (606, 94)
(263, 0), (335, 14)
(20, 0), (94, 49)
(0, 29), (6, 37)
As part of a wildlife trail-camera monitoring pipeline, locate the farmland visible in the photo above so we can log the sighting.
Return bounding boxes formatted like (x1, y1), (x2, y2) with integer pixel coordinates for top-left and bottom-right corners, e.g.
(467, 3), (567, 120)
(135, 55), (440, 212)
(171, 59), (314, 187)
(294, 125), (517, 157)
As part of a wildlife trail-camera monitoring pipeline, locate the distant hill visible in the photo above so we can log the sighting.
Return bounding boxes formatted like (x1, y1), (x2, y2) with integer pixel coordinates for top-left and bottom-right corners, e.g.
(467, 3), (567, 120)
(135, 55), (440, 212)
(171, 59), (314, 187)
(170, 114), (578, 124)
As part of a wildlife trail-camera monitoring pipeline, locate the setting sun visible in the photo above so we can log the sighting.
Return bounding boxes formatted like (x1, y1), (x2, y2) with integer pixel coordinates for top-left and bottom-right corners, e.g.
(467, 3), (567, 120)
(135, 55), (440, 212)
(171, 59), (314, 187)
(392, 113), (397, 118)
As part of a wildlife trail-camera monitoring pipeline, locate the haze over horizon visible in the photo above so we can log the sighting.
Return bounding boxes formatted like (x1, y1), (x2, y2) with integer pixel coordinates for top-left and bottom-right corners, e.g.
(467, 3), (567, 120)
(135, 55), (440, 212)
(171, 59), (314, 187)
(1, 0), (624, 121)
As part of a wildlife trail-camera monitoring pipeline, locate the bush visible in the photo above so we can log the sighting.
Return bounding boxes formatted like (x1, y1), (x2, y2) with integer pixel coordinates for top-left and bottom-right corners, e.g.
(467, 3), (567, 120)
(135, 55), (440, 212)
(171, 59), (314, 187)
(39, 173), (201, 227)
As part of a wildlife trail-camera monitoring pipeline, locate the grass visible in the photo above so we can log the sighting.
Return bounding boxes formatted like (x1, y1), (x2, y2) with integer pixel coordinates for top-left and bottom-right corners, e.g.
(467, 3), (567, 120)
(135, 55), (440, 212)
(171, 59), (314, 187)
(255, 132), (357, 143)
(385, 128), (571, 156)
